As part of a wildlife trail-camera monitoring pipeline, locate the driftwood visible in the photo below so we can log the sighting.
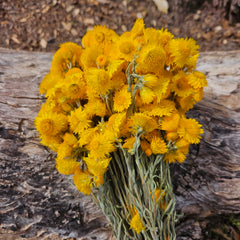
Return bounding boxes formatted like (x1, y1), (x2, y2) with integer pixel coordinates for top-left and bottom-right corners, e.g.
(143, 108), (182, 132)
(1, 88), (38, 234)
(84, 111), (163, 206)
(0, 48), (239, 240)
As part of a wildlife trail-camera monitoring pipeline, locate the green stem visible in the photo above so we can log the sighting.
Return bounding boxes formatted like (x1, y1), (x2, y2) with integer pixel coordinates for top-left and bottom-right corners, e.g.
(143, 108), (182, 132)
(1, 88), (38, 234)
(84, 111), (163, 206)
(96, 148), (176, 240)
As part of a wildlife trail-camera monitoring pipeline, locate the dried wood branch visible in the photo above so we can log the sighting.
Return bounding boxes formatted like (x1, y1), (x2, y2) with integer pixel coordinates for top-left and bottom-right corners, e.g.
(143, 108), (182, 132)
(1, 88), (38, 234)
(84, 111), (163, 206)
(0, 48), (239, 239)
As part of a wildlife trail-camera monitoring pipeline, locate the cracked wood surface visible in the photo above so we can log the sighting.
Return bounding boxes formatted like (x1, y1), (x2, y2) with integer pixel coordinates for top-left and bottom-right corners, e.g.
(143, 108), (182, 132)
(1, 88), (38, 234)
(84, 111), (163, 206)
(0, 48), (239, 240)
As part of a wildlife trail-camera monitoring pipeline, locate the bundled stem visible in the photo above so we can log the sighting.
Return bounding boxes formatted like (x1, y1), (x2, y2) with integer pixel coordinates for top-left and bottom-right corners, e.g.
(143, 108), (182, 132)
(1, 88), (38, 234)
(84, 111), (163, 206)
(94, 140), (176, 240)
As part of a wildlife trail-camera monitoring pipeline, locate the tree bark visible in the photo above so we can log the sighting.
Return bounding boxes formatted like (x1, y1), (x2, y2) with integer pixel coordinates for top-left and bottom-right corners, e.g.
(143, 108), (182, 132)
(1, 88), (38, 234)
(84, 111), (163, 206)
(0, 48), (239, 240)
(173, 51), (240, 239)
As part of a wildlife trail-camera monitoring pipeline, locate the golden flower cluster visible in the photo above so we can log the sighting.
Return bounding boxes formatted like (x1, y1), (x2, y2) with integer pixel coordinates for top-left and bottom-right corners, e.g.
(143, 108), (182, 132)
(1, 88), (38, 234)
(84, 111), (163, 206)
(35, 19), (207, 197)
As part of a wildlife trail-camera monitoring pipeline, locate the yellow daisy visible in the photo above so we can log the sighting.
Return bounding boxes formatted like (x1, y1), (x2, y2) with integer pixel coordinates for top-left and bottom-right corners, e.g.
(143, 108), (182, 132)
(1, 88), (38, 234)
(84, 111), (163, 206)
(175, 138), (190, 154)
(163, 149), (186, 164)
(108, 112), (126, 138)
(122, 136), (136, 153)
(117, 35), (138, 62)
(51, 42), (83, 78)
(139, 86), (156, 104)
(144, 27), (173, 47)
(171, 71), (194, 97)
(82, 25), (118, 48)
(140, 140), (152, 156)
(85, 99), (107, 117)
(163, 138), (190, 164)
(177, 95), (196, 113)
(111, 70), (127, 90)
(129, 208), (145, 234)
(85, 86), (101, 102)
(35, 111), (68, 137)
(45, 85), (66, 103)
(96, 54), (108, 68)
(57, 142), (73, 160)
(81, 46), (101, 70)
(187, 71), (208, 89)
(73, 168), (92, 195)
(168, 38), (199, 68)
(145, 100), (175, 117)
(63, 132), (78, 147)
(65, 67), (82, 77)
(136, 44), (166, 74)
(94, 174), (104, 187)
(86, 68), (111, 95)
(78, 127), (98, 147)
(152, 73), (171, 103)
(150, 136), (168, 155)
(107, 59), (125, 78)
(161, 111), (180, 132)
(56, 157), (80, 175)
(177, 118), (204, 144)
(86, 132), (116, 158)
(165, 132), (179, 142)
(143, 74), (160, 88)
(50, 101), (72, 115)
(68, 107), (91, 135)
(129, 113), (158, 134)
(40, 135), (62, 152)
(113, 85), (132, 112)
(193, 88), (203, 102)
(62, 72), (86, 100)
(84, 154), (111, 176)
(39, 72), (57, 95)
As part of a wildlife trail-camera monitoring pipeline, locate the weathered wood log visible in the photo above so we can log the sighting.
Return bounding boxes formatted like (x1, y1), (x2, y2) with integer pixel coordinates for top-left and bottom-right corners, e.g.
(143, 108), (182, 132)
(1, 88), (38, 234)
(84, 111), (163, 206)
(0, 48), (239, 240)
(173, 51), (240, 239)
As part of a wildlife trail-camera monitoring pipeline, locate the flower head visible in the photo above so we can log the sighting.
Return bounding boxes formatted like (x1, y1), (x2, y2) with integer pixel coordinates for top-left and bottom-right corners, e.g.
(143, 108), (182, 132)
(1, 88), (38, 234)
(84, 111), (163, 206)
(82, 25), (118, 48)
(150, 136), (168, 155)
(84, 154), (111, 176)
(73, 168), (93, 195)
(35, 111), (67, 137)
(163, 139), (190, 164)
(117, 36), (138, 62)
(161, 112), (180, 132)
(187, 71), (208, 89)
(86, 68), (111, 95)
(136, 44), (166, 74)
(144, 28), (173, 47)
(68, 107), (91, 134)
(129, 113), (158, 135)
(56, 157), (80, 175)
(51, 42), (83, 78)
(168, 38), (199, 68)
(171, 71), (193, 97)
(86, 132), (116, 159)
(62, 72), (86, 100)
(177, 118), (204, 144)
(129, 208), (145, 234)
(113, 85), (132, 112)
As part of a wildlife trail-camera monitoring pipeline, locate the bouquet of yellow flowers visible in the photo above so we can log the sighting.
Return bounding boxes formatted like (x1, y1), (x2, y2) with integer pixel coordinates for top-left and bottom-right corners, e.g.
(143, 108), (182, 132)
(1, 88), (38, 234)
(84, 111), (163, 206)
(35, 19), (207, 239)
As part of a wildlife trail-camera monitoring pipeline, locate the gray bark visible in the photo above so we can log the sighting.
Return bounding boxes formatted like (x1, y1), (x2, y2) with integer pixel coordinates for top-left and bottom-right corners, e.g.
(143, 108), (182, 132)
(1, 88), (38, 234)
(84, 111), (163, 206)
(0, 48), (239, 240)
(173, 51), (240, 239)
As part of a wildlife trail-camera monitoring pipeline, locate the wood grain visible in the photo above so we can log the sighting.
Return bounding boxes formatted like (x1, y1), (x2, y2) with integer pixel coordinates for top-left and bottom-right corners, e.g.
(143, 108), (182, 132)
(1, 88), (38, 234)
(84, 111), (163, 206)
(0, 48), (239, 240)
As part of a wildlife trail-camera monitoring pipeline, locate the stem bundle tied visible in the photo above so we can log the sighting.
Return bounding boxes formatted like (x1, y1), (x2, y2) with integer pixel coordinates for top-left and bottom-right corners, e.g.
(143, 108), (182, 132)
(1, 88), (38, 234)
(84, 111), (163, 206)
(96, 147), (176, 240)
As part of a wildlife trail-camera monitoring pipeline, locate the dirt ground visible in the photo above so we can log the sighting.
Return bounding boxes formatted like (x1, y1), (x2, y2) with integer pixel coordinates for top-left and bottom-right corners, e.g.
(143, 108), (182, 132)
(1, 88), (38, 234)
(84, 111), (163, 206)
(0, 0), (240, 53)
(0, 1), (240, 240)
